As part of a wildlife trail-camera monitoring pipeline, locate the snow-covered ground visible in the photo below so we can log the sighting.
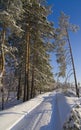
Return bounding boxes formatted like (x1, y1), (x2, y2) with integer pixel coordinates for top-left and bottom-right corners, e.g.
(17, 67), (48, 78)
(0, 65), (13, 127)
(63, 103), (81, 130)
(0, 90), (81, 130)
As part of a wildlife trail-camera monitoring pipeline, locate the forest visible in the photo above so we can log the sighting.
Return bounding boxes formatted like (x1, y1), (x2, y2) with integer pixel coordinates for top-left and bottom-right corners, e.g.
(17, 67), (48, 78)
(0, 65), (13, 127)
(0, 0), (79, 110)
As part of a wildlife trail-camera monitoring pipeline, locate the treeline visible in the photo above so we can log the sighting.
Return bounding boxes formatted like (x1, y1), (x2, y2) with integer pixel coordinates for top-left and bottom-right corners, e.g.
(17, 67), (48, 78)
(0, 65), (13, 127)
(0, 0), (55, 107)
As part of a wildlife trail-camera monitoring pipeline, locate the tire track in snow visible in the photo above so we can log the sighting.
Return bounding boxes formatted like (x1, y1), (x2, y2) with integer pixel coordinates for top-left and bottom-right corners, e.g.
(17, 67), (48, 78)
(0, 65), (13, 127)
(11, 92), (62, 130)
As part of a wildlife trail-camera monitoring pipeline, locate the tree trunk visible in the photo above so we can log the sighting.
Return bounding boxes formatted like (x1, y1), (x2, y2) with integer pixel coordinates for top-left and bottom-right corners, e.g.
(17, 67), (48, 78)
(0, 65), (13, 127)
(1, 88), (4, 110)
(17, 71), (22, 100)
(23, 27), (30, 101)
(31, 35), (38, 98)
(0, 24), (6, 110)
(31, 60), (35, 98)
(66, 29), (79, 97)
(23, 70), (27, 101)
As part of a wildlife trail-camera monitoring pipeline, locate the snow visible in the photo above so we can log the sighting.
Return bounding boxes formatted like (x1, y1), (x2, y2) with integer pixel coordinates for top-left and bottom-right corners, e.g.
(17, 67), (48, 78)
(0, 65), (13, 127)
(63, 103), (81, 130)
(57, 93), (78, 129)
(0, 90), (81, 130)
(0, 92), (52, 130)
(12, 92), (61, 130)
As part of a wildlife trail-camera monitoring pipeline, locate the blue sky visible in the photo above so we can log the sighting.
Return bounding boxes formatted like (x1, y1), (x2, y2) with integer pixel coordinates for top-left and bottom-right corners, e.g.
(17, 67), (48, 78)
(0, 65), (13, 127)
(47, 0), (81, 84)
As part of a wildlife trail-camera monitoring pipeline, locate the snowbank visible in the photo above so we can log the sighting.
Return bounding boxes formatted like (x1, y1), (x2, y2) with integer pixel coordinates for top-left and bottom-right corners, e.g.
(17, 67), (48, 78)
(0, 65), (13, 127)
(63, 103), (81, 130)
(56, 93), (78, 129)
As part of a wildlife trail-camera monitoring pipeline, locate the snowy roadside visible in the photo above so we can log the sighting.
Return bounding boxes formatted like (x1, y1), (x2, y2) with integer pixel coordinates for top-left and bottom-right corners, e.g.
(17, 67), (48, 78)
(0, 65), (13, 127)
(0, 92), (53, 130)
(63, 97), (81, 130)
(56, 93), (78, 129)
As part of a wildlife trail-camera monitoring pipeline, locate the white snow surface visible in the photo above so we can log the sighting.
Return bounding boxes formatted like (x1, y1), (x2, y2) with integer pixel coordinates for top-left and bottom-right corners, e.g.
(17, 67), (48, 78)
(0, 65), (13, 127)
(0, 91), (80, 130)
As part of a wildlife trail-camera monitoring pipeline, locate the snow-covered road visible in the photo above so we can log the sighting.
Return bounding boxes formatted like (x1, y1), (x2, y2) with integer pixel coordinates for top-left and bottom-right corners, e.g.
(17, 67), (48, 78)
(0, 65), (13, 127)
(0, 91), (77, 130)
(12, 92), (61, 130)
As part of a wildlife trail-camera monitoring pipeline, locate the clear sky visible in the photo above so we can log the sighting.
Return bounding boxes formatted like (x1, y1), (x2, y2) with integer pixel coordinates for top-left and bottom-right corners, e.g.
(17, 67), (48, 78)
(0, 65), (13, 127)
(47, 0), (81, 84)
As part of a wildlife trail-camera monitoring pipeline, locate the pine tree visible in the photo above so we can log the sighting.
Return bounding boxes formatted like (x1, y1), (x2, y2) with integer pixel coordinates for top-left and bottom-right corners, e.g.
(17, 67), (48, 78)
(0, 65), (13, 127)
(0, 0), (23, 109)
(21, 0), (55, 101)
(55, 28), (66, 78)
